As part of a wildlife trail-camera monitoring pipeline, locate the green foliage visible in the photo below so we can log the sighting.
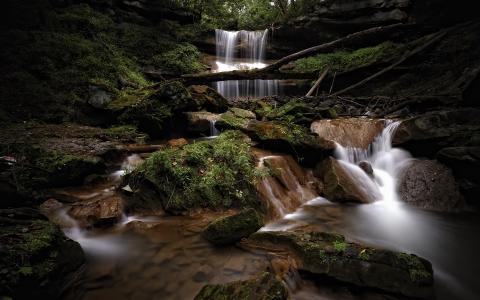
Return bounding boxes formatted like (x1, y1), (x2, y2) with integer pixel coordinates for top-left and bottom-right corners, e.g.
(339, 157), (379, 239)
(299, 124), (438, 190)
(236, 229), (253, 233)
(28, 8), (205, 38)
(130, 131), (259, 213)
(151, 43), (204, 74)
(293, 42), (400, 73)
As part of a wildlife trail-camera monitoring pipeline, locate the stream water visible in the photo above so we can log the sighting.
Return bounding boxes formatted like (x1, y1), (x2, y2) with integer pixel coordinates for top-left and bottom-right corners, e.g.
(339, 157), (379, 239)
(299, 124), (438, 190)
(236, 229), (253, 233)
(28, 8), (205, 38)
(46, 29), (480, 300)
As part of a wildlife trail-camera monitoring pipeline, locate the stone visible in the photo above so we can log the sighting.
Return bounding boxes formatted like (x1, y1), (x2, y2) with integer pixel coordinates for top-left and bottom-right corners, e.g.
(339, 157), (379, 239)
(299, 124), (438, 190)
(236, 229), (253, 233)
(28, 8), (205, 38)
(248, 230), (434, 299)
(317, 157), (378, 203)
(194, 272), (288, 300)
(184, 111), (220, 134)
(393, 109), (480, 157)
(167, 138), (188, 148)
(68, 194), (124, 227)
(88, 85), (112, 109)
(0, 209), (84, 299)
(188, 85), (229, 113)
(358, 161), (374, 176)
(398, 159), (463, 212)
(202, 208), (263, 245)
(311, 118), (384, 149)
(229, 107), (256, 119)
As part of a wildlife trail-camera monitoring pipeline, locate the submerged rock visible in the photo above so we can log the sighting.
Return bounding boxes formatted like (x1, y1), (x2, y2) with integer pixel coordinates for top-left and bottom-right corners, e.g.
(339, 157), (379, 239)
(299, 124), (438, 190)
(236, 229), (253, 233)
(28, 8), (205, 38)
(317, 157), (377, 203)
(202, 208), (263, 245)
(311, 118), (384, 149)
(398, 159), (463, 212)
(248, 230), (434, 299)
(194, 271), (288, 300)
(0, 209), (84, 299)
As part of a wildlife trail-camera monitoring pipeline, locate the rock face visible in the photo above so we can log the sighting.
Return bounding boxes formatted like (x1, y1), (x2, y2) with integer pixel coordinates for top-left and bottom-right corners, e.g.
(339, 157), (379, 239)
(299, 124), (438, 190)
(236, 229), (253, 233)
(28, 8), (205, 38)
(398, 159), (463, 212)
(248, 231), (434, 299)
(317, 157), (378, 203)
(0, 208), (84, 299)
(311, 118), (384, 148)
(393, 109), (480, 157)
(437, 146), (480, 205)
(184, 111), (220, 134)
(194, 272), (288, 300)
(203, 208), (263, 245)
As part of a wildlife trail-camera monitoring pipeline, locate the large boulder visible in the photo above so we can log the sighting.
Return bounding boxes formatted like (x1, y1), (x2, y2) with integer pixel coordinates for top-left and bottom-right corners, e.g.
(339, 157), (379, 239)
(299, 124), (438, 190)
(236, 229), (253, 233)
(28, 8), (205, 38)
(0, 208), (84, 299)
(311, 118), (384, 148)
(187, 85), (229, 113)
(248, 230), (434, 299)
(202, 208), (263, 245)
(194, 271), (288, 300)
(393, 109), (480, 157)
(123, 131), (259, 214)
(398, 159), (463, 212)
(68, 194), (124, 228)
(316, 157), (380, 203)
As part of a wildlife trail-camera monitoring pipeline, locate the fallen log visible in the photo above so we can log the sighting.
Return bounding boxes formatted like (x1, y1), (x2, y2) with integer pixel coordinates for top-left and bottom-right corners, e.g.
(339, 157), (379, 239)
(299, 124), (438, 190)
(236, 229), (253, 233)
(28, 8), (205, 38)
(306, 68), (329, 96)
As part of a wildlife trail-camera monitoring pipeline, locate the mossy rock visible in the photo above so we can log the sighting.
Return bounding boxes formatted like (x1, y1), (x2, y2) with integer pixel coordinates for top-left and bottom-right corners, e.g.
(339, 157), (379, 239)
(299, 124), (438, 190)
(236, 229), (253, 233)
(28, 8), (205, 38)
(187, 85), (229, 113)
(249, 231), (434, 299)
(194, 271), (288, 300)
(256, 100), (336, 125)
(125, 131), (260, 214)
(203, 208), (263, 245)
(0, 208), (84, 299)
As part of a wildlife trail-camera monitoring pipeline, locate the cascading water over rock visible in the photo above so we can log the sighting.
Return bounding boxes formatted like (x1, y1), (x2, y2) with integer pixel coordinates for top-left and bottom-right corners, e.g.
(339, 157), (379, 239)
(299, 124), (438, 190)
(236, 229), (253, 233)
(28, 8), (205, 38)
(214, 29), (279, 99)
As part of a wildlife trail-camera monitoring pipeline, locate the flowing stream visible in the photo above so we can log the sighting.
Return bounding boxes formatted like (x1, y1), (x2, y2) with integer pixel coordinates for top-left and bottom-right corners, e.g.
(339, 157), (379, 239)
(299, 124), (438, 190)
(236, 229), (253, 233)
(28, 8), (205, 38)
(214, 29), (279, 98)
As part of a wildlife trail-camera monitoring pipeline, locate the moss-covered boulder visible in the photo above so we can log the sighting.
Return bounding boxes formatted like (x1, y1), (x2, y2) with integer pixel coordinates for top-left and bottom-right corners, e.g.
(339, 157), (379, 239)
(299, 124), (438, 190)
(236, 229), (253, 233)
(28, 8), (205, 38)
(0, 208), (84, 299)
(203, 208), (263, 245)
(316, 157), (380, 203)
(248, 231), (434, 299)
(216, 113), (334, 166)
(124, 131), (260, 214)
(194, 271), (288, 300)
(256, 100), (337, 125)
(187, 85), (229, 113)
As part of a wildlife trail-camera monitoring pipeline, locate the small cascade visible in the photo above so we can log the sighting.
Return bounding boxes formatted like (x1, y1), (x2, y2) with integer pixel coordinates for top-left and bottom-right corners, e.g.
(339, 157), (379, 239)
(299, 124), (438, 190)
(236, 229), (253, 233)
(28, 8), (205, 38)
(334, 120), (411, 203)
(209, 120), (220, 137)
(214, 29), (279, 99)
(255, 150), (319, 221)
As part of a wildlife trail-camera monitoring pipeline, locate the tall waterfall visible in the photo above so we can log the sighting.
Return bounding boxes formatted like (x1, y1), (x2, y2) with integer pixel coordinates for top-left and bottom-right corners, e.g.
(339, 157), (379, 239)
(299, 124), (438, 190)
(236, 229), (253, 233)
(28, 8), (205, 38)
(214, 29), (279, 99)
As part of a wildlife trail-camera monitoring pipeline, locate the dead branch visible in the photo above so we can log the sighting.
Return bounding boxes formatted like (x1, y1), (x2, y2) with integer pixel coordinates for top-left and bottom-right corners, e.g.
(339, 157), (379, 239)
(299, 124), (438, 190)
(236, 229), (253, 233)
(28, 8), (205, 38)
(306, 68), (329, 96)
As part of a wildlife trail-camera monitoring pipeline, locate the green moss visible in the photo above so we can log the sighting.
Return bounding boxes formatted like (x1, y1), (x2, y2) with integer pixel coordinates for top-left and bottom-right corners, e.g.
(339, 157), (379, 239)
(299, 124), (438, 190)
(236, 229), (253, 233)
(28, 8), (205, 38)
(203, 208), (263, 245)
(128, 131), (259, 213)
(333, 240), (347, 252)
(358, 249), (370, 261)
(151, 43), (205, 74)
(194, 272), (288, 300)
(293, 42), (400, 73)
(103, 125), (148, 143)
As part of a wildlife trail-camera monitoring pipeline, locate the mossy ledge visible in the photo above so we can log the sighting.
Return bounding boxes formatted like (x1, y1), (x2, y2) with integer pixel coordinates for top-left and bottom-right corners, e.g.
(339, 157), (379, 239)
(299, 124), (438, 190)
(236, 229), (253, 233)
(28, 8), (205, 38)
(0, 209), (84, 299)
(124, 131), (261, 214)
(194, 271), (288, 300)
(248, 231), (434, 299)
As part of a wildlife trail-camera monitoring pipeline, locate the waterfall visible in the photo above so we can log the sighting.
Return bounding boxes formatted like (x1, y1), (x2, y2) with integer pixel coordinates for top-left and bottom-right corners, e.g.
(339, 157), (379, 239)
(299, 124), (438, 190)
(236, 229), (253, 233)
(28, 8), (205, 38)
(335, 121), (411, 203)
(209, 120), (219, 137)
(214, 29), (279, 99)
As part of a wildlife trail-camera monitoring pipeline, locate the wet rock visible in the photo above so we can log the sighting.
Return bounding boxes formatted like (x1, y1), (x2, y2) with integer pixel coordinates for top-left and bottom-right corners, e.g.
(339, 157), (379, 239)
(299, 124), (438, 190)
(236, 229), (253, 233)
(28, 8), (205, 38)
(229, 107), (256, 119)
(398, 159), (463, 212)
(68, 194), (124, 227)
(317, 157), (377, 203)
(248, 231), (434, 299)
(0, 209), (84, 299)
(393, 109), (480, 157)
(203, 208), (263, 245)
(194, 271), (288, 300)
(311, 118), (384, 149)
(167, 138), (188, 148)
(187, 85), (228, 113)
(358, 161), (374, 176)
(184, 111), (219, 134)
